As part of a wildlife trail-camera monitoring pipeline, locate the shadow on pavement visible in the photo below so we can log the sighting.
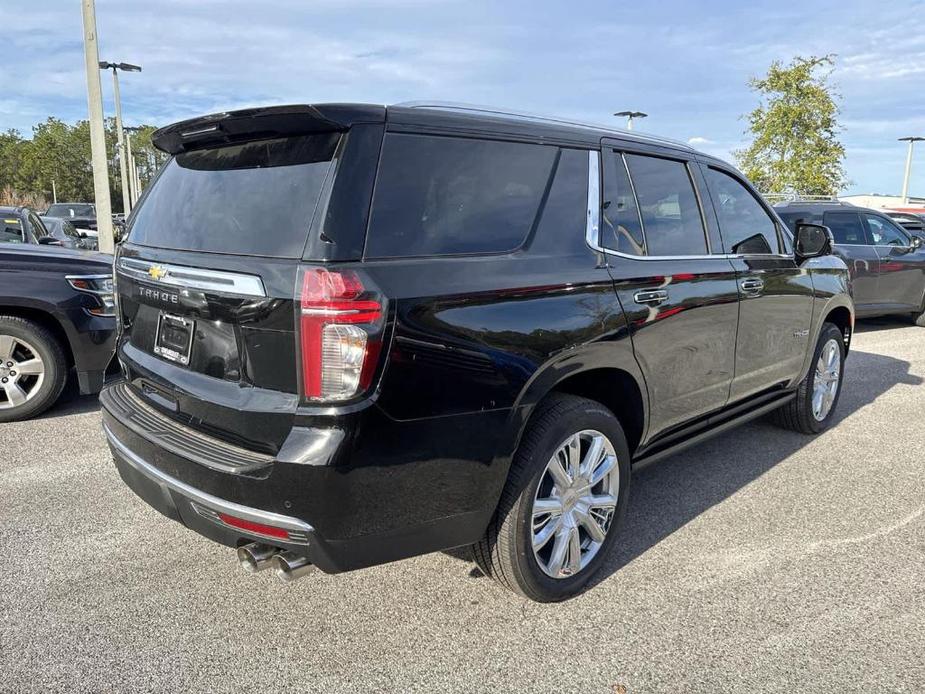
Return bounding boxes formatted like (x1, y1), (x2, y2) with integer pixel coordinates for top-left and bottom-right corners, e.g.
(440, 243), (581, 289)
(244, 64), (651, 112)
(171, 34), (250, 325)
(446, 349), (921, 590)
(38, 374), (102, 420)
(854, 316), (917, 333)
(588, 348), (921, 591)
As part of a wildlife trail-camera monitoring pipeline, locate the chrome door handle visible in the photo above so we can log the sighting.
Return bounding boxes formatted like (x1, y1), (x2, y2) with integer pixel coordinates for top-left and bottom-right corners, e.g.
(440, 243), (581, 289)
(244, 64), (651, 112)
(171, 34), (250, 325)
(740, 278), (764, 293)
(634, 290), (668, 305)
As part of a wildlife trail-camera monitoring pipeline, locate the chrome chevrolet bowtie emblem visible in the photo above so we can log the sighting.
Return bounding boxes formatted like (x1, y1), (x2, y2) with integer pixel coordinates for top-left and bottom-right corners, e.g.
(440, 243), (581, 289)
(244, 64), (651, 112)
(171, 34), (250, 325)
(148, 265), (168, 281)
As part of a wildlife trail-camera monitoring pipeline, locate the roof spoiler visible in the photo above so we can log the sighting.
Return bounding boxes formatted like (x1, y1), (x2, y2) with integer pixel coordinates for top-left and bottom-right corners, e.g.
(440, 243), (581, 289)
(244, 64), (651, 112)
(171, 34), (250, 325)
(152, 103), (386, 155)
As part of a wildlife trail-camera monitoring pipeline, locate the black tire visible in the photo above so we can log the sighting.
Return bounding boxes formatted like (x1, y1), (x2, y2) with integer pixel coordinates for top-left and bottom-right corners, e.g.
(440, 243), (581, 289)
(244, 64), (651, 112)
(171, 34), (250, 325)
(772, 322), (845, 434)
(0, 316), (68, 423)
(913, 307), (925, 327)
(473, 393), (631, 602)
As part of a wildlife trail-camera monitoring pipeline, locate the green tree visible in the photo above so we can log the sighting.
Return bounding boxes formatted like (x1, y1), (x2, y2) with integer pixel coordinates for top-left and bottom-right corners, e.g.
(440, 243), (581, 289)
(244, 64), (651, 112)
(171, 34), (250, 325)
(735, 55), (847, 196)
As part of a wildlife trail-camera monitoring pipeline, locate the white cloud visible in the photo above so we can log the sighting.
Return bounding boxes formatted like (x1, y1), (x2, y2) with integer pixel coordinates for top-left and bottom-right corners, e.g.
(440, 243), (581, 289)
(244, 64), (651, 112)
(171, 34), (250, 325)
(687, 136), (715, 145)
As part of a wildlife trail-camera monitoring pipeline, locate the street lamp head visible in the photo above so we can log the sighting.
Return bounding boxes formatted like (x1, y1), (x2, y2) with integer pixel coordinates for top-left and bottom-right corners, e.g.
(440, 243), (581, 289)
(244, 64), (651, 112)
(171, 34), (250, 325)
(99, 61), (142, 73)
(615, 111), (648, 119)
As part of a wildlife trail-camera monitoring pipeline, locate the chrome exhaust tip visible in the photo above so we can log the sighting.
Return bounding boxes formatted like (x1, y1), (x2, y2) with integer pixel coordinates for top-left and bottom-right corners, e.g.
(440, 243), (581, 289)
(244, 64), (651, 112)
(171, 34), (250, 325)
(271, 551), (315, 583)
(237, 543), (280, 573)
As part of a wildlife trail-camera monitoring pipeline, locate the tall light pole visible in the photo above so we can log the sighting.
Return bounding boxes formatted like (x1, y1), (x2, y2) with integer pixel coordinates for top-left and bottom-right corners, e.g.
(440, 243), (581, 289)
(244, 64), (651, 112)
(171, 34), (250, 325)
(99, 61), (141, 215)
(81, 0), (114, 254)
(615, 110), (648, 131)
(899, 136), (924, 205)
(124, 127), (139, 205)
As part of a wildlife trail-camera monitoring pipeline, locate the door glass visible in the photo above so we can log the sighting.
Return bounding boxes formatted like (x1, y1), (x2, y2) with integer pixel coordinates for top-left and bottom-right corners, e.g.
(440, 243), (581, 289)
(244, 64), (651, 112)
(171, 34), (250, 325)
(703, 167), (779, 254)
(624, 154), (707, 256)
(28, 212), (48, 241)
(601, 153), (645, 255)
(1, 217), (24, 243)
(705, 168), (780, 255)
(864, 213), (910, 247)
(823, 211), (869, 245)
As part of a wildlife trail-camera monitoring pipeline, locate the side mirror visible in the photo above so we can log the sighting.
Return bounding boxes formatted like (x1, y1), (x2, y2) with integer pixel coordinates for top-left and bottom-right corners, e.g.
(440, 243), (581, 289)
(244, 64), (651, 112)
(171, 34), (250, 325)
(795, 223), (833, 260)
(37, 236), (61, 246)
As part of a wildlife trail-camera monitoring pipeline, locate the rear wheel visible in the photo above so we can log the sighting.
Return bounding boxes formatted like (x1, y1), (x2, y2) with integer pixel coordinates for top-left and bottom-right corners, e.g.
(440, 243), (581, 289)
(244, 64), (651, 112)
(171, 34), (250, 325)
(473, 394), (631, 602)
(913, 305), (925, 327)
(0, 316), (68, 423)
(772, 322), (845, 434)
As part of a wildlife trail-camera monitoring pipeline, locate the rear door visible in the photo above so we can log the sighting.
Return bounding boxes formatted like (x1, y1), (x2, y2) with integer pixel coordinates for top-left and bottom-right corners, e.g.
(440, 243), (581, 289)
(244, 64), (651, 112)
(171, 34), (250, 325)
(599, 142), (740, 440)
(822, 210), (881, 310)
(699, 164), (814, 402)
(862, 212), (925, 310)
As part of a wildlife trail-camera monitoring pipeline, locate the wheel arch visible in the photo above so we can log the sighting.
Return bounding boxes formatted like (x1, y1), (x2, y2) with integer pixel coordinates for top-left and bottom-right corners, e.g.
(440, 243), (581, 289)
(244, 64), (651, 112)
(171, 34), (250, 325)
(823, 304), (853, 355)
(508, 345), (649, 460)
(0, 304), (75, 368)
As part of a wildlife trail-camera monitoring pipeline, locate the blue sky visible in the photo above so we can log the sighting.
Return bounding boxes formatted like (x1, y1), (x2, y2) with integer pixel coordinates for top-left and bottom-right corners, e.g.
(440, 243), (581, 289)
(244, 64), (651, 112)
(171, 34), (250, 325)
(2, 0), (924, 195)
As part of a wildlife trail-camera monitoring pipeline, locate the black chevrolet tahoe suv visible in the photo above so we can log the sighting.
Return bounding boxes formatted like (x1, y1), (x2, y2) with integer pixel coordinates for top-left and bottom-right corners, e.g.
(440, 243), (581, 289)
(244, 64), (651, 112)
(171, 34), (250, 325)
(102, 103), (853, 602)
(0, 243), (116, 421)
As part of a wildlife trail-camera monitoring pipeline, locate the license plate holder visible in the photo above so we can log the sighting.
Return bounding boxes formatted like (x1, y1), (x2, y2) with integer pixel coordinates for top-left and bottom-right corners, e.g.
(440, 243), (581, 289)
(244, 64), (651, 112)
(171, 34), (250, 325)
(154, 313), (194, 366)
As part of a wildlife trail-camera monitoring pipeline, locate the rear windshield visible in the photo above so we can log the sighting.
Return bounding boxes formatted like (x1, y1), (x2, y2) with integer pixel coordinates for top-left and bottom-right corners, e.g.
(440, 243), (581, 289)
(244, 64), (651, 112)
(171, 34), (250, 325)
(46, 204), (94, 217)
(128, 134), (339, 257)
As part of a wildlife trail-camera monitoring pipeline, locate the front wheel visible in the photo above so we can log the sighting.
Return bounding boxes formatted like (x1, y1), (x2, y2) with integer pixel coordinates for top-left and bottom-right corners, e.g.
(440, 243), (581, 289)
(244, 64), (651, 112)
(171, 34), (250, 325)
(772, 322), (845, 434)
(473, 394), (631, 602)
(0, 316), (68, 423)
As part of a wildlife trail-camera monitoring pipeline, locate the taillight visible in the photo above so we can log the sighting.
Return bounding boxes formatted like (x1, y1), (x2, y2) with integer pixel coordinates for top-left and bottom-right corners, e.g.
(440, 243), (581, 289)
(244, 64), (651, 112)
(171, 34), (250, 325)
(297, 267), (385, 402)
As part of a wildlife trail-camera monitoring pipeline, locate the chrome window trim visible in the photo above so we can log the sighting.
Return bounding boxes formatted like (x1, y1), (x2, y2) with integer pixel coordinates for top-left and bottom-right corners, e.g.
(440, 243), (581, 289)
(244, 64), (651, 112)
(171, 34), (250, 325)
(117, 257), (266, 297)
(586, 150), (602, 252)
(586, 149), (793, 262)
(103, 422), (314, 536)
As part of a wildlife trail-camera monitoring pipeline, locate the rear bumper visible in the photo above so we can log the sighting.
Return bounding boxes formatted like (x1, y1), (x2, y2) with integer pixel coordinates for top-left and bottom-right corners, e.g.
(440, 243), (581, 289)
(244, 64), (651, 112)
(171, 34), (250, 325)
(103, 420), (347, 572)
(101, 380), (506, 573)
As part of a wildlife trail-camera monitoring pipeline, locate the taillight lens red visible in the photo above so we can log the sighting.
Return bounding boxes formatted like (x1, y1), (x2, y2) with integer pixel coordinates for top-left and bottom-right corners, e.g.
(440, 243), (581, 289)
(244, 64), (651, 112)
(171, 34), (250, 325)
(217, 513), (290, 540)
(298, 267), (384, 402)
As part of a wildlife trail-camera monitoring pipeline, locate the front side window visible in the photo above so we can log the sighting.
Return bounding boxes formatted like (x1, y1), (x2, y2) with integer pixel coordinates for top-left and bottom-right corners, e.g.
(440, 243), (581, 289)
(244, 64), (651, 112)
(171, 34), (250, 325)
(823, 211), (868, 245)
(704, 167), (779, 254)
(366, 134), (557, 258)
(624, 154), (707, 256)
(1, 217), (24, 244)
(864, 213), (910, 247)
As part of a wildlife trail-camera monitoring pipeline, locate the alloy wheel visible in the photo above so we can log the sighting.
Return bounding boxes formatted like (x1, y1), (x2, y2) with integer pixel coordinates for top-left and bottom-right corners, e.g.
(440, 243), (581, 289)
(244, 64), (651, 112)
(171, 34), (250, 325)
(811, 338), (841, 421)
(0, 334), (46, 410)
(531, 429), (619, 579)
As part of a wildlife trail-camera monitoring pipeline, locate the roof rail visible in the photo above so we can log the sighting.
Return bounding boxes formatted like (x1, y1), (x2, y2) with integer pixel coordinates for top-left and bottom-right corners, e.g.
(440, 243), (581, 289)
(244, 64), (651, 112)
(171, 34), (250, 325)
(392, 101), (694, 151)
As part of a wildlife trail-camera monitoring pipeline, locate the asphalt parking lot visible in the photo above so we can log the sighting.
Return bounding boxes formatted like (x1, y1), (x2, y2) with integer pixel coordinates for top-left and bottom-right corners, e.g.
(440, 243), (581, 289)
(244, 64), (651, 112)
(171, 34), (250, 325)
(1, 317), (923, 693)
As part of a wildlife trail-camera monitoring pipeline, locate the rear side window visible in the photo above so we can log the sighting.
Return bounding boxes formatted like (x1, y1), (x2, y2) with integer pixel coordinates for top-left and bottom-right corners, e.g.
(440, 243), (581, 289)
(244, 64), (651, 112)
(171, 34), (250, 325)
(128, 134), (339, 257)
(624, 154), (708, 256)
(602, 153), (645, 255)
(365, 134), (557, 258)
(823, 211), (868, 244)
(703, 167), (779, 254)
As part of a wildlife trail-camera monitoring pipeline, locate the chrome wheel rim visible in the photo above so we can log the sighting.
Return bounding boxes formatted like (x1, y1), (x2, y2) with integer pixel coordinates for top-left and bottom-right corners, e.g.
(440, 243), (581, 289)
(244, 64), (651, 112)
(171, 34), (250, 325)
(531, 429), (619, 579)
(0, 334), (46, 410)
(811, 338), (841, 421)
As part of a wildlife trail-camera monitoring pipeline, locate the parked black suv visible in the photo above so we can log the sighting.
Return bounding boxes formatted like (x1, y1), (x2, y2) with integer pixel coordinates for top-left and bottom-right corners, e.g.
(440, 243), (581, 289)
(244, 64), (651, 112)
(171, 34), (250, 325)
(103, 104), (853, 601)
(0, 244), (116, 421)
(776, 201), (925, 325)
